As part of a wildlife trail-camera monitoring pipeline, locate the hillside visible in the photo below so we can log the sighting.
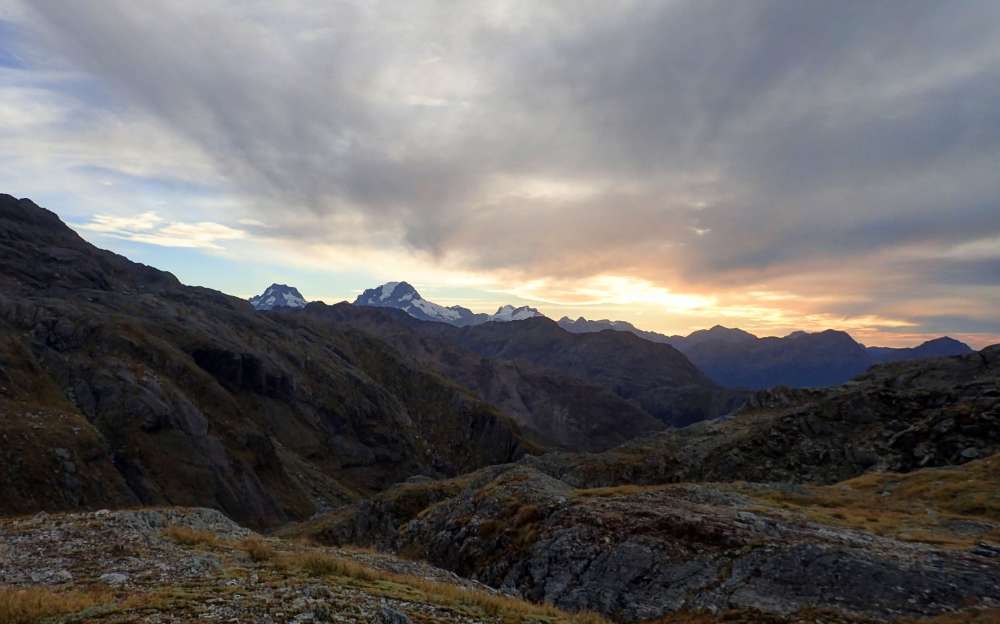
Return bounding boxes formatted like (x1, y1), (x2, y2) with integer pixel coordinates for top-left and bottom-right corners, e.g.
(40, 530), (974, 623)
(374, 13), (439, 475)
(426, 317), (746, 427)
(315, 303), (745, 430)
(0, 194), (533, 527)
(299, 302), (667, 452)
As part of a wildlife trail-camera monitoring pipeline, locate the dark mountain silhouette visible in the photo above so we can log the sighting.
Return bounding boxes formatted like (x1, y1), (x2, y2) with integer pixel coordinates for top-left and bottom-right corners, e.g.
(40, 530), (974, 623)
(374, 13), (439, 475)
(561, 317), (974, 389)
(867, 336), (973, 363)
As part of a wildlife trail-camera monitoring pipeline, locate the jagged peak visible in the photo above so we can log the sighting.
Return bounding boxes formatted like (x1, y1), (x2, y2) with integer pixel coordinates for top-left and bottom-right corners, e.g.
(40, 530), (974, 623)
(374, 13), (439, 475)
(249, 283), (307, 310)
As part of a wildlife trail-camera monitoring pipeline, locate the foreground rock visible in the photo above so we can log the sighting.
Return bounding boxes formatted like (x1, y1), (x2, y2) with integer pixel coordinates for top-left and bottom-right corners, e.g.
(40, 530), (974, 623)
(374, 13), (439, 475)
(296, 455), (1000, 622)
(0, 507), (602, 623)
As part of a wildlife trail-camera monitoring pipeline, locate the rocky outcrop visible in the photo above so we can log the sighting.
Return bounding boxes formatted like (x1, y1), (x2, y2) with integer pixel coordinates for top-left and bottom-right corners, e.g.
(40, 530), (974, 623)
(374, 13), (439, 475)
(296, 347), (1000, 621)
(1, 507), (587, 623)
(391, 465), (1000, 621)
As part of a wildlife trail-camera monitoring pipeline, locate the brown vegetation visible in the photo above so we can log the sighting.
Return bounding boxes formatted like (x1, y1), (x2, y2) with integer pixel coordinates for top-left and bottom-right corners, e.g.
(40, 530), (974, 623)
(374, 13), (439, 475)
(237, 536), (276, 562)
(0, 586), (111, 624)
(161, 524), (220, 547)
(276, 549), (606, 623)
(752, 455), (1000, 548)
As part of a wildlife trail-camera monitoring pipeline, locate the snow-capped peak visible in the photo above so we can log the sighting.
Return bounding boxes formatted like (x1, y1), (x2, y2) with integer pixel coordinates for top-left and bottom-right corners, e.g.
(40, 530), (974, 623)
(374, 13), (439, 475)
(490, 304), (543, 322)
(249, 283), (308, 311)
(352, 281), (546, 326)
(353, 281), (462, 323)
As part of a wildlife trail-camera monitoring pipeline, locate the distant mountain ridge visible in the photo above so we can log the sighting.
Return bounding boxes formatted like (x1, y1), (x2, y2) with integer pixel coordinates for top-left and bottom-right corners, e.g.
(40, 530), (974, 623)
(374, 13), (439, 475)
(557, 316), (674, 344)
(253, 282), (972, 390)
(353, 281), (542, 326)
(866, 336), (973, 363)
(559, 317), (972, 389)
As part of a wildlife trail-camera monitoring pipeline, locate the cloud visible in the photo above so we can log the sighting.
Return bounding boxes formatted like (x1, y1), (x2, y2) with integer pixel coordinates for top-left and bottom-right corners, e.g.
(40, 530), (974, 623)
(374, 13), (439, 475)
(74, 212), (246, 249)
(3, 0), (1000, 343)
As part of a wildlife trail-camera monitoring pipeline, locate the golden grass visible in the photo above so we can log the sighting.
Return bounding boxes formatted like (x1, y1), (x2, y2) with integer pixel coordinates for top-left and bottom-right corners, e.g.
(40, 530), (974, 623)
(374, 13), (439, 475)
(237, 537), (276, 562)
(161, 524), (219, 547)
(276, 549), (607, 623)
(752, 454), (1000, 548)
(0, 586), (111, 624)
(286, 551), (380, 581)
(369, 573), (608, 624)
(573, 484), (667, 498)
(899, 608), (1000, 623)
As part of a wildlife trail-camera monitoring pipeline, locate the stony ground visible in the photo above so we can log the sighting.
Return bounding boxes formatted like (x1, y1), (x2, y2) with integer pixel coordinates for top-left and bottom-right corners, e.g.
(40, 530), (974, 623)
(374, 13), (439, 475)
(293, 456), (1000, 624)
(2, 503), (999, 624)
(0, 507), (602, 624)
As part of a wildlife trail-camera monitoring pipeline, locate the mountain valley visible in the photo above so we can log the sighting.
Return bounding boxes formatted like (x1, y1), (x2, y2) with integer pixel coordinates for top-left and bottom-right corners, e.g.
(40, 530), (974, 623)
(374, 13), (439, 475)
(1, 194), (997, 624)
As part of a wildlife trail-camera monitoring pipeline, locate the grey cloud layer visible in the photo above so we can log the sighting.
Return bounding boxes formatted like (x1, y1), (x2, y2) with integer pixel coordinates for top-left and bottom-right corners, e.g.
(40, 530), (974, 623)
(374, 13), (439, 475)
(21, 0), (1000, 333)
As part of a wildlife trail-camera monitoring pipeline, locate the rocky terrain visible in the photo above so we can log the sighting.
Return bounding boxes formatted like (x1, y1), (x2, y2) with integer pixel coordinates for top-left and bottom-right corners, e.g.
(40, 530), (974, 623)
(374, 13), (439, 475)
(0, 507), (608, 623)
(290, 456), (1000, 623)
(3, 193), (999, 623)
(293, 347), (1000, 622)
(4, 501), (996, 624)
(528, 344), (1000, 487)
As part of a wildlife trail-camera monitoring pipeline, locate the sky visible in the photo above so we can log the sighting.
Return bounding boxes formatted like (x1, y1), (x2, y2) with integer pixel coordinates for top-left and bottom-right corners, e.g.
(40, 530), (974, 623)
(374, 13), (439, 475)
(1, 1), (999, 348)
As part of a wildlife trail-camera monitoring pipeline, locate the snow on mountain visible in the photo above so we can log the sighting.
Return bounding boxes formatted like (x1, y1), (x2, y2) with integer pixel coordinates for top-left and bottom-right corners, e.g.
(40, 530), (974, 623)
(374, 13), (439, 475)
(249, 283), (308, 310)
(353, 281), (545, 326)
(353, 281), (467, 323)
(491, 304), (543, 322)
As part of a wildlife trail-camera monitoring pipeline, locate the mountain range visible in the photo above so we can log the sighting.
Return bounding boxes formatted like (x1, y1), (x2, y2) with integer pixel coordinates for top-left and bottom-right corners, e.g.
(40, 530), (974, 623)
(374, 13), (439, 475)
(254, 279), (973, 390)
(250, 280), (973, 391)
(0, 194), (532, 527)
(0, 194), (735, 526)
(559, 317), (972, 388)
(4, 193), (999, 623)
